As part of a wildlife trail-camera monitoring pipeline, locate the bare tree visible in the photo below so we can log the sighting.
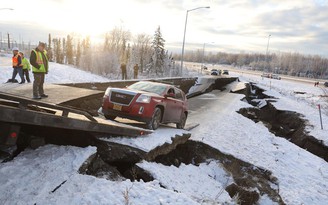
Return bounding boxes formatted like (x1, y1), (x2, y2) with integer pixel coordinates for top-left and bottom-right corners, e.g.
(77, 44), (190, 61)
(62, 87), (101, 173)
(132, 33), (152, 73)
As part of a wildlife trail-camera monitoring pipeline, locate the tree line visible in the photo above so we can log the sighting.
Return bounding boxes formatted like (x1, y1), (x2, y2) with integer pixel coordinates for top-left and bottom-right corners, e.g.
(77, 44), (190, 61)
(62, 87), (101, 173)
(174, 50), (328, 79)
(47, 26), (177, 79)
(46, 27), (328, 80)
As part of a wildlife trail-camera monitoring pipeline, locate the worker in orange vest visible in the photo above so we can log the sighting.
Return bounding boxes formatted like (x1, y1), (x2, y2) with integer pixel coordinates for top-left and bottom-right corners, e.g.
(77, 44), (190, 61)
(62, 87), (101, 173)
(11, 47), (24, 84)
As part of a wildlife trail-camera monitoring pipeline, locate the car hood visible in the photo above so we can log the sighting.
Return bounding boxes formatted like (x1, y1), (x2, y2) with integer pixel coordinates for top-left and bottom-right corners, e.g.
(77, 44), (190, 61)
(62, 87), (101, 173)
(110, 87), (162, 97)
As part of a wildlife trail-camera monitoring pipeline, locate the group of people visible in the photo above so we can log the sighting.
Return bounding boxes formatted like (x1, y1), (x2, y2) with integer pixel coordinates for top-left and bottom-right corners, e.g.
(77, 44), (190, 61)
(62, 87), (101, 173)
(121, 63), (139, 80)
(11, 42), (140, 100)
(11, 48), (30, 83)
(10, 42), (49, 99)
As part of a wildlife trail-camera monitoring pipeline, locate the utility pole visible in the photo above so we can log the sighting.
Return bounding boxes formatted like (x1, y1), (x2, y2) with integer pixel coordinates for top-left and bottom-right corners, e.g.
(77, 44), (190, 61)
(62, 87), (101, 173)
(265, 34), (271, 72)
(7, 33), (10, 49)
(180, 6), (210, 76)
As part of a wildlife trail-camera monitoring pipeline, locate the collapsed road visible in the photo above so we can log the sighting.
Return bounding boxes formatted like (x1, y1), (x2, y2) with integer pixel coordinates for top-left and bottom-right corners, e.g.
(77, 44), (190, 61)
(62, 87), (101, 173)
(3, 75), (326, 204)
(232, 82), (328, 162)
(0, 76), (235, 160)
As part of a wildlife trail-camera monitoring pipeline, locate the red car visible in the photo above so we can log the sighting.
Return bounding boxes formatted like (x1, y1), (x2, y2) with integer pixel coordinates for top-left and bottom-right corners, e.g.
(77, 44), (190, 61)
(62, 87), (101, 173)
(99, 81), (188, 130)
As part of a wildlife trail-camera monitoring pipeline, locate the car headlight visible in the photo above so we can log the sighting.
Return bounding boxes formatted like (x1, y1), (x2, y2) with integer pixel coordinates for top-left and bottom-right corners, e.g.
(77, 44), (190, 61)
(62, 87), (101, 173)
(136, 94), (151, 103)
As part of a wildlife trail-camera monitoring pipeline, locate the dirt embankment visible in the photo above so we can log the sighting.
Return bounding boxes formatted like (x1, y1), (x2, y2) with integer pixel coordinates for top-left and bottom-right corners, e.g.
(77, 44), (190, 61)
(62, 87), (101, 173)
(76, 139), (285, 205)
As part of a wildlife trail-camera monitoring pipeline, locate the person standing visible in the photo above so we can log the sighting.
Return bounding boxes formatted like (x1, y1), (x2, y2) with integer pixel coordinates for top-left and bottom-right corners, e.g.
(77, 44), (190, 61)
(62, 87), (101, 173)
(30, 42), (49, 99)
(19, 52), (31, 83)
(11, 47), (24, 84)
(133, 63), (139, 79)
(121, 63), (127, 80)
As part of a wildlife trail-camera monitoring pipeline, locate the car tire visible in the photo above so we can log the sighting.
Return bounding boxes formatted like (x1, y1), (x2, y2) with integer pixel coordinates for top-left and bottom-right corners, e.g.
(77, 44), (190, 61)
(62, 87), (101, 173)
(176, 112), (187, 129)
(104, 114), (116, 120)
(147, 107), (162, 130)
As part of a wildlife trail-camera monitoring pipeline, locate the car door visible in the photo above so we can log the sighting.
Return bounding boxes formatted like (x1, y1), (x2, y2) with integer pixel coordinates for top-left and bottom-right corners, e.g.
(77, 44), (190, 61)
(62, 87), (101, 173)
(173, 88), (185, 120)
(162, 87), (181, 123)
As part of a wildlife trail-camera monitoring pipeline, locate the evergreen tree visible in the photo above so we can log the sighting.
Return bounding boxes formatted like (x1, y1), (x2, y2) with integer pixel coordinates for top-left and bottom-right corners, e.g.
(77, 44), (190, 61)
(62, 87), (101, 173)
(76, 40), (81, 66)
(62, 38), (66, 64)
(120, 38), (127, 64)
(82, 36), (91, 71)
(150, 26), (166, 75)
(52, 38), (57, 62)
(55, 38), (63, 64)
(66, 35), (74, 65)
(47, 33), (53, 62)
(83, 36), (90, 55)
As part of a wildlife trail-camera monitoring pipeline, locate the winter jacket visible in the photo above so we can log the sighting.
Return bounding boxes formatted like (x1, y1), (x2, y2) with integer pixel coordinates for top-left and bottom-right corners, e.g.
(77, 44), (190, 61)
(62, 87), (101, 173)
(12, 53), (22, 68)
(30, 48), (48, 73)
(22, 58), (31, 70)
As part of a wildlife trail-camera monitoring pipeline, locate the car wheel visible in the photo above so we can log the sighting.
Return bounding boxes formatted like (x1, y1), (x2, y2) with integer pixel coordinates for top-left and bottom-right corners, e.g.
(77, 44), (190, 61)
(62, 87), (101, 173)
(176, 112), (187, 129)
(104, 114), (116, 120)
(147, 107), (162, 130)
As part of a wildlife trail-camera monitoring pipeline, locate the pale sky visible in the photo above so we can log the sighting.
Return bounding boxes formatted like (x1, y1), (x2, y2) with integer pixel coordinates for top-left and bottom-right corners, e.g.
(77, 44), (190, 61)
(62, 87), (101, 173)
(1, 0), (327, 56)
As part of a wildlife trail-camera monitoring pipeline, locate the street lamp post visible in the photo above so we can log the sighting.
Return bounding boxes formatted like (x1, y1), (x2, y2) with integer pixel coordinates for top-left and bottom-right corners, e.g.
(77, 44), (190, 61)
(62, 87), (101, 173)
(201, 42), (214, 74)
(180, 6), (210, 76)
(265, 34), (271, 72)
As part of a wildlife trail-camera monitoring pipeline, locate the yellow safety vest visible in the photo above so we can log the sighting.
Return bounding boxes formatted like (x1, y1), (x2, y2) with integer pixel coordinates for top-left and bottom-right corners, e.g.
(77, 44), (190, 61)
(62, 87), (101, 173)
(32, 49), (48, 73)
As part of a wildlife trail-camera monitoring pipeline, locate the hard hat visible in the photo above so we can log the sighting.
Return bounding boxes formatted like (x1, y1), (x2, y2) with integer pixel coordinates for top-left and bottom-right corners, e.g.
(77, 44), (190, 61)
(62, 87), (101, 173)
(12, 47), (19, 51)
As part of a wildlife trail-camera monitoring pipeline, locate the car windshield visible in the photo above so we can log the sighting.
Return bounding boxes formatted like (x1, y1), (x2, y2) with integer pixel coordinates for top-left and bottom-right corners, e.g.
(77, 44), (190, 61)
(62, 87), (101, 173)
(128, 81), (167, 95)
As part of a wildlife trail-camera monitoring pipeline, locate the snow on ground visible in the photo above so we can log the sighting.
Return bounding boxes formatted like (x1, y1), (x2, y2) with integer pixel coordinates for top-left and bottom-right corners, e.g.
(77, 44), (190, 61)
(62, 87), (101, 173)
(0, 56), (110, 83)
(0, 58), (328, 204)
(103, 127), (189, 152)
(138, 161), (234, 203)
(0, 145), (198, 205)
(237, 72), (328, 146)
(187, 88), (328, 205)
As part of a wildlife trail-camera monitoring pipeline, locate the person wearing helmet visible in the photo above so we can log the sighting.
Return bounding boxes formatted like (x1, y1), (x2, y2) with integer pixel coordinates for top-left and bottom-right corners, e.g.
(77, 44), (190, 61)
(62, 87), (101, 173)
(11, 47), (25, 84)
(19, 52), (31, 83)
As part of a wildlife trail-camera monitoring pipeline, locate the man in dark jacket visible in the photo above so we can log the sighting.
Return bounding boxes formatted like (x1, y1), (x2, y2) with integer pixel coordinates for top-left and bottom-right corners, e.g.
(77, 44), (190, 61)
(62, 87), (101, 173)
(30, 42), (49, 99)
(11, 47), (24, 84)
(121, 63), (127, 80)
(133, 64), (139, 79)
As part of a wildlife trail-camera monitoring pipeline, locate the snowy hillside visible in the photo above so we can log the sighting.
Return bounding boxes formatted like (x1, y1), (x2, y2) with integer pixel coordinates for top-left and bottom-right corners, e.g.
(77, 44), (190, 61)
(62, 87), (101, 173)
(0, 56), (110, 84)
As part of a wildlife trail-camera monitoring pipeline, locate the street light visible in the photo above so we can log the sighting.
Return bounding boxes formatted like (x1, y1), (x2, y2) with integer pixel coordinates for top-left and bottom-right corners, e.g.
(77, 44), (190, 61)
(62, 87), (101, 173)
(180, 6), (210, 76)
(265, 34), (271, 72)
(201, 42), (214, 74)
(266, 34), (271, 56)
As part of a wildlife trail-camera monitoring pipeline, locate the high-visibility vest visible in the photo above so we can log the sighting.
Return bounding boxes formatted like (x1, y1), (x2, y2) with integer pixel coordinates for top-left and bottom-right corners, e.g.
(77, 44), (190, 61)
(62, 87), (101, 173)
(22, 58), (31, 70)
(32, 49), (48, 73)
(12, 54), (22, 67)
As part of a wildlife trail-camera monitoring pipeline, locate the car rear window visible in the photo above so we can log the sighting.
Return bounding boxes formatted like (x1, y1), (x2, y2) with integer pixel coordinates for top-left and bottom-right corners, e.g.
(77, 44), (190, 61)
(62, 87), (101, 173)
(128, 82), (167, 95)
